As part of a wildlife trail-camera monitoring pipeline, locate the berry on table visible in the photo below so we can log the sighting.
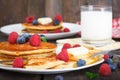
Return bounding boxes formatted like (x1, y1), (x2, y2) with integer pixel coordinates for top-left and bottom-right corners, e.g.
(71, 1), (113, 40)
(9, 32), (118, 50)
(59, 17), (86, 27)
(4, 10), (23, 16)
(106, 58), (113, 64)
(8, 32), (18, 44)
(13, 57), (24, 68)
(29, 34), (41, 46)
(109, 63), (117, 71)
(99, 63), (111, 76)
(77, 59), (86, 67)
(55, 75), (64, 80)
(103, 54), (109, 61)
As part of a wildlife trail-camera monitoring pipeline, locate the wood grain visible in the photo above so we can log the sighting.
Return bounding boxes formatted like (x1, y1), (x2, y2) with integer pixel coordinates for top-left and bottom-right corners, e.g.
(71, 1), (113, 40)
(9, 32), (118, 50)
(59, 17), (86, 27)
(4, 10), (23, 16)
(0, 0), (120, 27)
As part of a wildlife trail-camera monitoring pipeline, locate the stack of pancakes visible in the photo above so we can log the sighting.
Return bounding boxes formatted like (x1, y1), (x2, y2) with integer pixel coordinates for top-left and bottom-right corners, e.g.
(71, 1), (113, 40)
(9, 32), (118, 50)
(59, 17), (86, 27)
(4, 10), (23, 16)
(24, 47), (103, 69)
(0, 41), (56, 61)
(22, 22), (63, 34)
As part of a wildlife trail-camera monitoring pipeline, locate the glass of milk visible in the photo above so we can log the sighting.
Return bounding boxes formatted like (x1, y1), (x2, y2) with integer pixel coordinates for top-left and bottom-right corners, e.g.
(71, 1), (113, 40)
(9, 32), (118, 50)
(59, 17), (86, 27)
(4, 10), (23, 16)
(81, 5), (112, 46)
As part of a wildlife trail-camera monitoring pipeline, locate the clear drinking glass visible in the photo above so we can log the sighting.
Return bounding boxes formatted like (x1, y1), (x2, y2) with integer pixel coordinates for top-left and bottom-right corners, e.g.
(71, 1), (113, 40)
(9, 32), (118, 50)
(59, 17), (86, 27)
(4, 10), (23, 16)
(80, 5), (112, 46)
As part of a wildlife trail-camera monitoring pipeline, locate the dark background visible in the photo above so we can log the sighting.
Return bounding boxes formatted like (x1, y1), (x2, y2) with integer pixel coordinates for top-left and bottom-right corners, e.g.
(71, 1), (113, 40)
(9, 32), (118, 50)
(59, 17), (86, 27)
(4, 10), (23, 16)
(0, 0), (118, 27)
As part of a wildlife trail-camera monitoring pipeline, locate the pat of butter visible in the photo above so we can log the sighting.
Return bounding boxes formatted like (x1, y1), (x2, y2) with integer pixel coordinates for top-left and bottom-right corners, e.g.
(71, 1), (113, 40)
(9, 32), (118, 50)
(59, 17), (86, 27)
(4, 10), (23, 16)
(67, 47), (89, 56)
(37, 17), (52, 25)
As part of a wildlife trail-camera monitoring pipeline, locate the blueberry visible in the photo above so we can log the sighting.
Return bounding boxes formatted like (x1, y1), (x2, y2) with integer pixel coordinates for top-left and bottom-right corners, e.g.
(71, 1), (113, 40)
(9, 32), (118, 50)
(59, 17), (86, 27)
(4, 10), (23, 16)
(32, 20), (38, 25)
(106, 58), (113, 64)
(117, 61), (120, 68)
(22, 33), (31, 41)
(17, 36), (26, 44)
(77, 59), (86, 67)
(108, 53), (113, 59)
(55, 75), (64, 80)
(53, 20), (60, 26)
(109, 63), (117, 71)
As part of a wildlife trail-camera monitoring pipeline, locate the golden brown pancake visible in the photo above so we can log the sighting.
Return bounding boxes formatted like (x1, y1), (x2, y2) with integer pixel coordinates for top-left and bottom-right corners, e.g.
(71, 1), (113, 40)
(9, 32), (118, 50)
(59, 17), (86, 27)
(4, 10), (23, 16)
(22, 22), (62, 30)
(0, 41), (57, 61)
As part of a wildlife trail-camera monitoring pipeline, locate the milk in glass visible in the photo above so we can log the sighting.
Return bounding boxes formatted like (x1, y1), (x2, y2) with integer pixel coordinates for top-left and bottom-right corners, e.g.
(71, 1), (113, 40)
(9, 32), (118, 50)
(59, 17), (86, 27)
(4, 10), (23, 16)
(81, 6), (112, 46)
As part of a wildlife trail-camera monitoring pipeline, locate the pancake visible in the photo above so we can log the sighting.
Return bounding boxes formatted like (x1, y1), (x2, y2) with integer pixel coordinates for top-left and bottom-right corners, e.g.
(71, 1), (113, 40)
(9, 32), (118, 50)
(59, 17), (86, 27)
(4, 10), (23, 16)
(24, 57), (65, 69)
(0, 41), (56, 56)
(22, 22), (62, 31)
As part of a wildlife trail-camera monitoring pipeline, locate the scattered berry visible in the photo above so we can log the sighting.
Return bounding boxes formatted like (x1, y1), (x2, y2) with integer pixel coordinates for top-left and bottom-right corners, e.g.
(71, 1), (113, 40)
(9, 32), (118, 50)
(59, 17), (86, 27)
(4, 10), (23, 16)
(63, 28), (70, 32)
(62, 43), (72, 50)
(13, 57), (24, 68)
(56, 49), (69, 62)
(17, 36), (26, 44)
(26, 16), (35, 23)
(106, 59), (113, 64)
(8, 32), (18, 44)
(54, 29), (62, 33)
(99, 63), (111, 76)
(42, 30), (48, 34)
(55, 14), (62, 22)
(53, 20), (60, 26)
(77, 59), (86, 67)
(103, 54), (109, 61)
(73, 44), (80, 48)
(77, 31), (81, 36)
(109, 63), (117, 71)
(29, 34), (41, 46)
(108, 53), (114, 59)
(32, 20), (38, 25)
(55, 75), (64, 80)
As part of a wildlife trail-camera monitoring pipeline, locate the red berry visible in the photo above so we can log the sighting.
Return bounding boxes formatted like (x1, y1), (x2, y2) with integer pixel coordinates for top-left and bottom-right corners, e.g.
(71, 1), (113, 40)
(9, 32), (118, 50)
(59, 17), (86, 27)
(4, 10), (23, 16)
(77, 32), (81, 36)
(103, 54), (109, 61)
(29, 34), (41, 46)
(63, 28), (70, 32)
(13, 57), (24, 68)
(55, 14), (62, 22)
(26, 16), (35, 23)
(99, 63), (111, 76)
(42, 30), (48, 34)
(56, 49), (69, 62)
(62, 43), (72, 50)
(8, 32), (18, 44)
(54, 29), (62, 33)
(73, 44), (80, 48)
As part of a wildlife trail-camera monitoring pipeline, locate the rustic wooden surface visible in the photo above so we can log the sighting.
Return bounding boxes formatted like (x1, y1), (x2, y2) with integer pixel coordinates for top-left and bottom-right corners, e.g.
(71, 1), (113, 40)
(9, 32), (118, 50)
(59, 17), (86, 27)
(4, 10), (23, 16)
(0, 0), (119, 27)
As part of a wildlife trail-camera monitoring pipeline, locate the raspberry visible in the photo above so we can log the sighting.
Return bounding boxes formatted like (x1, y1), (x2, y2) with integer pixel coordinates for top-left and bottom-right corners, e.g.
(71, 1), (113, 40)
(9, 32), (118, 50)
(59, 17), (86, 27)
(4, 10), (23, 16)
(56, 49), (69, 62)
(26, 16), (35, 23)
(73, 44), (80, 48)
(13, 57), (24, 68)
(8, 32), (18, 44)
(99, 63), (111, 76)
(63, 28), (70, 32)
(54, 29), (62, 33)
(55, 14), (62, 22)
(29, 34), (41, 46)
(62, 43), (72, 50)
(103, 54), (109, 61)
(42, 30), (48, 34)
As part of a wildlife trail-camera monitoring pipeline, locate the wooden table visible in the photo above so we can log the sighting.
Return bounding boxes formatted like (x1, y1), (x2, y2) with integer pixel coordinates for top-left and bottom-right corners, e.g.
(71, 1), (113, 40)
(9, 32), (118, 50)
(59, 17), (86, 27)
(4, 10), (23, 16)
(0, 32), (120, 80)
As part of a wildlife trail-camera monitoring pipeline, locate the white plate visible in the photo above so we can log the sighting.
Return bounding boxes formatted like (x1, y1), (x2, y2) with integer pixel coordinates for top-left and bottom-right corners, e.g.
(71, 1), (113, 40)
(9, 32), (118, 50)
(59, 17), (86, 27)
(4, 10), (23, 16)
(0, 22), (81, 40)
(0, 59), (104, 74)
